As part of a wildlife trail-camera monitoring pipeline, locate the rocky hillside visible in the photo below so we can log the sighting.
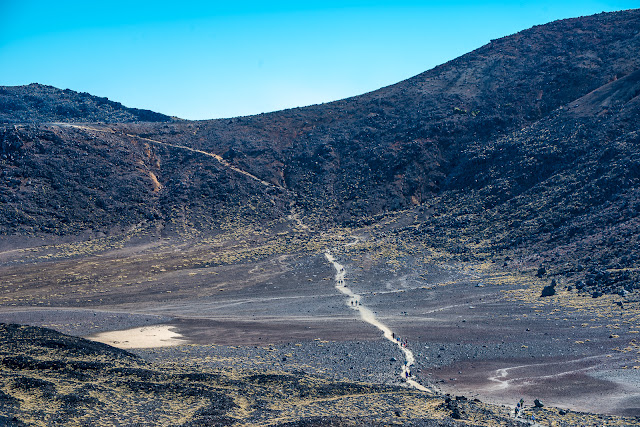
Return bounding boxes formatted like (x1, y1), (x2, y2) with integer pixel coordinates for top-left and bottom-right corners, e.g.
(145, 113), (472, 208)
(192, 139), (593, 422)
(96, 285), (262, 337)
(437, 67), (640, 297)
(1, 9), (639, 295)
(0, 123), (288, 236)
(0, 83), (173, 123)
(0, 323), (529, 426)
(126, 9), (640, 221)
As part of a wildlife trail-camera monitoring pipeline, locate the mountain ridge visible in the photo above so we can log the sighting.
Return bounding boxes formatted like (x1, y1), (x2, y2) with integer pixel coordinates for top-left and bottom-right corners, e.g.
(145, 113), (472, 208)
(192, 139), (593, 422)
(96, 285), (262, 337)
(0, 83), (174, 124)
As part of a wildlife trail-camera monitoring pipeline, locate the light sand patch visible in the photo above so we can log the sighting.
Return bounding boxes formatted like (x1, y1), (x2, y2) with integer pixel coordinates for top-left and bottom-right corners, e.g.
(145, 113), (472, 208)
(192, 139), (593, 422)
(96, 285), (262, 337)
(87, 324), (188, 348)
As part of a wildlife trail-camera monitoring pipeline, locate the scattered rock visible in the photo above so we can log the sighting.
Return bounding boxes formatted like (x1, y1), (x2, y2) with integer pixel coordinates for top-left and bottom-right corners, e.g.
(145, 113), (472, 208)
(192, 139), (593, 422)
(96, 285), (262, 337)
(540, 282), (556, 297)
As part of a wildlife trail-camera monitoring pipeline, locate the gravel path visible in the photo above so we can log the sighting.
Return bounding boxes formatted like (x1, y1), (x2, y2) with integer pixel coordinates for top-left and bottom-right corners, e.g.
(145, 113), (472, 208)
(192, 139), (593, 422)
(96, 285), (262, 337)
(325, 251), (431, 392)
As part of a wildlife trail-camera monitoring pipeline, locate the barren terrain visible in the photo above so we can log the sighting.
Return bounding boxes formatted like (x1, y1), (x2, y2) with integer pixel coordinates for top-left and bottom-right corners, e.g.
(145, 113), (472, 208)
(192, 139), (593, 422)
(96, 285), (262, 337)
(2, 217), (640, 424)
(2, 8), (640, 426)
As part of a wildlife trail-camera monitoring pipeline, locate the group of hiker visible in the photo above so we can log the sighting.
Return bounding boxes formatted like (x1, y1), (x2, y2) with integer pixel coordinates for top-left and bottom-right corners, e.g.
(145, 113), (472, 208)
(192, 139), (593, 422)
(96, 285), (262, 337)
(392, 332), (408, 347)
(514, 398), (537, 422)
(515, 398), (524, 417)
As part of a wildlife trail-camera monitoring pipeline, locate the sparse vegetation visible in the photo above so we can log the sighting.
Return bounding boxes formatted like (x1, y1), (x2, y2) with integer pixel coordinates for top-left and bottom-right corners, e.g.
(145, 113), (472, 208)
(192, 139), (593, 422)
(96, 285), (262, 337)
(1, 8), (640, 425)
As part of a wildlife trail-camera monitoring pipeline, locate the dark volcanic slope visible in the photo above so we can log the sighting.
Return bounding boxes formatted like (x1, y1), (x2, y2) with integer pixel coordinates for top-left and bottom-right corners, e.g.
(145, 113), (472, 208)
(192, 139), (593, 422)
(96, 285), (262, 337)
(0, 83), (173, 124)
(1, 9), (639, 293)
(0, 124), (288, 236)
(439, 67), (640, 295)
(127, 9), (640, 221)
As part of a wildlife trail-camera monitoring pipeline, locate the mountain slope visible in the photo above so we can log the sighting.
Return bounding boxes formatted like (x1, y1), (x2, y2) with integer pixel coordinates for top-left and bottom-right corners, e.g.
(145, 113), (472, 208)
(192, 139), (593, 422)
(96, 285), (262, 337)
(1, 9), (639, 294)
(0, 124), (288, 236)
(123, 9), (640, 221)
(420, 66), (640, 295)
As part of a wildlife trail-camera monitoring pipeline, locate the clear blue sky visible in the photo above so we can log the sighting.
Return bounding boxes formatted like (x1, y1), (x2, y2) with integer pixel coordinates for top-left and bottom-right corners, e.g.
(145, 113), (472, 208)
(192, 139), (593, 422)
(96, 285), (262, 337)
(1, 1), (638, 119)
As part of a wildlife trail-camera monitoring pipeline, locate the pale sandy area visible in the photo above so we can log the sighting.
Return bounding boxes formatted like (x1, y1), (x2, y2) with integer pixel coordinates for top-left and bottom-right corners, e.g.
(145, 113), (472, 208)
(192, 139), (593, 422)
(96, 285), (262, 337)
(87, 324), (188, 348)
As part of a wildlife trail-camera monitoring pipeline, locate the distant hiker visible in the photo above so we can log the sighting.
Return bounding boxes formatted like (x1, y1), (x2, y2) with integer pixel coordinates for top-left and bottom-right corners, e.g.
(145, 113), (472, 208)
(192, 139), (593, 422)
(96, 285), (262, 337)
(515, 398), (524, 417)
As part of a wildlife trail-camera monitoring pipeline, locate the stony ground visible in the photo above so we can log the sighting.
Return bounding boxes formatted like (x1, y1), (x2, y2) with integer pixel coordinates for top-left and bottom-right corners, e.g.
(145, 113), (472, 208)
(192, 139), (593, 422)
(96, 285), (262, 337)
(1, 218), (640, 425)
(0, 323), (533, 426)
(1, 323), (637, 427)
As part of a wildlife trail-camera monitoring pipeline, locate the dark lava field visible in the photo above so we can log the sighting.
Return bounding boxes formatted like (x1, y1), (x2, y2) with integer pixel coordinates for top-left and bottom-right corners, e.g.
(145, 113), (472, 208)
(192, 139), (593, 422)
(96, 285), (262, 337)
(1, 8), (640, 426)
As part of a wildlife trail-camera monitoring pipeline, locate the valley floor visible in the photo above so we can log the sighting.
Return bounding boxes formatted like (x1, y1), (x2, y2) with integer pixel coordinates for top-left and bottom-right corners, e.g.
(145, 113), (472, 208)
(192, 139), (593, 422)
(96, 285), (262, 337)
(1, 220), (640, 424)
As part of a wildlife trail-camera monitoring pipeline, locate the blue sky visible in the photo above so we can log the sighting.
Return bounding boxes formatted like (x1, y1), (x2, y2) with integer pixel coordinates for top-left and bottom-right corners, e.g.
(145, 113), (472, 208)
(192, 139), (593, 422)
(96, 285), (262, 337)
(1, 1), (638, 119)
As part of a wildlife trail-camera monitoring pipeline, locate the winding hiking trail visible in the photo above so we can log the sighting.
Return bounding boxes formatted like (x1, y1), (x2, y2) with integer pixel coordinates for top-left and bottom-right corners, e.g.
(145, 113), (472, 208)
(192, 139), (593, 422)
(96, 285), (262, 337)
(325, 252), (431, 393)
